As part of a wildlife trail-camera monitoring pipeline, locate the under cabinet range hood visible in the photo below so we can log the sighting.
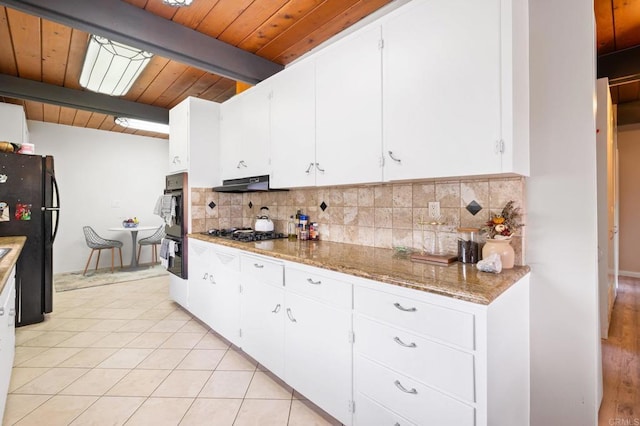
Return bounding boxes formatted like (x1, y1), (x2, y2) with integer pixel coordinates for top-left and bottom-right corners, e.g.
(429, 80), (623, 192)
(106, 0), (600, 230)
(213, 175), (285, 193)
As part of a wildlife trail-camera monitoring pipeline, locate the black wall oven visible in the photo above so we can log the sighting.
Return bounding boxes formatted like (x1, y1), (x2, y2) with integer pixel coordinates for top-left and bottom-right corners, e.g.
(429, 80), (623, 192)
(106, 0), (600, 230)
(165, 172), (188, 279)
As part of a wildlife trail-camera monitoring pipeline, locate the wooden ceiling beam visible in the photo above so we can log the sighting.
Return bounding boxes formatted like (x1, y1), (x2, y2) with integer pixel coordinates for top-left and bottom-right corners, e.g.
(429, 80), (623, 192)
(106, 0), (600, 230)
(597, 44), (640, 86)
(0, 74), (169, 123)
(0, 0), (283, 84)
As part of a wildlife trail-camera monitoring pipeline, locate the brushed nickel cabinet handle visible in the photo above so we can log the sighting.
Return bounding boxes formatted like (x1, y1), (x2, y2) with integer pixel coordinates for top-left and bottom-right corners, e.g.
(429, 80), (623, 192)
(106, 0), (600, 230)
(305, 162), (314, 174)
(315, 163), (325, 172)
(286, 308), (297, 323)
(388, 151), (402, 163)
(271, 304), (281, 314)
(237, 160), (247, 169)
(393, 336), (417, 348)
(394, 380), (417, 395)
(393, 302), (417, 312)
(253, 263), (264, 269)
(306, 278), (321, 285)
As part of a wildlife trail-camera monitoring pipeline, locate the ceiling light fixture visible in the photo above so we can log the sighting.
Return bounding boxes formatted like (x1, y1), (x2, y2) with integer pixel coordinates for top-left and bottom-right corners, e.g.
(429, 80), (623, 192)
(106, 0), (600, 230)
(163, 0), (194, 6)
(114, 117), (170, 134)
(80, 35), (153, 96)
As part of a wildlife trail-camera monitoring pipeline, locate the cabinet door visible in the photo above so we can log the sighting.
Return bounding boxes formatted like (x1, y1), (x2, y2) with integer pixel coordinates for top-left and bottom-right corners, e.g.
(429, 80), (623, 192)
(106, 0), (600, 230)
(284, 292), (352, 425)
(0, 103), (27, 145)
(240, 278), (284, 378)
(382, 0), (501, 181)
(220, 95), (245, 180)
(187, 240), (215, 326)
(240, 83), (271, 178)
(270, 60), (316, 189)
(169, 100), (189, 173)
(220, 86), (271, 181)
(209, 248), (241, 345)
(0, 267), (16, 421)
(315, 25), (383, 186)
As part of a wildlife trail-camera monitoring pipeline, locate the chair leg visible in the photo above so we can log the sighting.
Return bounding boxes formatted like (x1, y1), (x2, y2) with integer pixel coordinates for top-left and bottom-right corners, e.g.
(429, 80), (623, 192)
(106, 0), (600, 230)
(137, 244), (142, 264)
(111, 247), (115, 273)
(83, 249), (95, 276)
(95, 249), (102, 271)
(153, 244), (158, 263)
(118, 247), (123, 268)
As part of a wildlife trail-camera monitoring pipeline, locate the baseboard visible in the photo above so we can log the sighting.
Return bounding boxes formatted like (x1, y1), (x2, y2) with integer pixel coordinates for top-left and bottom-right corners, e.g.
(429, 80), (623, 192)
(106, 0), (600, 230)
(618, 270), (640, 278)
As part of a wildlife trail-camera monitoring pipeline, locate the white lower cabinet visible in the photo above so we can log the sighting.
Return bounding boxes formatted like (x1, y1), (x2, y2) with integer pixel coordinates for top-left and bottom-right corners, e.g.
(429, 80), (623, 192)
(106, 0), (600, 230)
(284, 266), (353, 425)
(0, 266), (16, 421)
(186, 240), (529, 426)
(353, 275), (530, 426)
(239, 254), (285, 378)
(188, 239), (241, 345)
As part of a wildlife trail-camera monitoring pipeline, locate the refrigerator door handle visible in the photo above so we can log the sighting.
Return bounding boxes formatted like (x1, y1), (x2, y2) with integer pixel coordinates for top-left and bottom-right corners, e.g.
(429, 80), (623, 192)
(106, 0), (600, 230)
(47, 174), (61, 243)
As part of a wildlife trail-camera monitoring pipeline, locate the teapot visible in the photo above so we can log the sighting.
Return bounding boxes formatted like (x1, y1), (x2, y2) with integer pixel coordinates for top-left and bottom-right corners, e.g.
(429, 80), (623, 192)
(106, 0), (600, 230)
(255, 206), (274, 232)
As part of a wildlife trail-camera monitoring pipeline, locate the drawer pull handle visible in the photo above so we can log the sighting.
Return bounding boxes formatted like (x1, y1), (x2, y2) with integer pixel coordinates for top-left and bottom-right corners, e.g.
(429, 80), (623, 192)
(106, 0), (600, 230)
(209, 274), (216, 284)
(202, 272), (208, 280)
(272, 304), (281, 314)
(306, 278), (322, 285)
(286, 308), (297, 323)
(0, 307), (4, 316)
(393, 302), (417, 312)
(393, 336), (417, 348)
(394, 380), (418, 395)
(254, 263), (264, 269)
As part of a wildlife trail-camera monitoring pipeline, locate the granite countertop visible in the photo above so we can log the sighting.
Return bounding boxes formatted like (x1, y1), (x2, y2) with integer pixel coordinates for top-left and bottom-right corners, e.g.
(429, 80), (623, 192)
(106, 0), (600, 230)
(0, 236), (26, 294)
(189, 234), (530, 305)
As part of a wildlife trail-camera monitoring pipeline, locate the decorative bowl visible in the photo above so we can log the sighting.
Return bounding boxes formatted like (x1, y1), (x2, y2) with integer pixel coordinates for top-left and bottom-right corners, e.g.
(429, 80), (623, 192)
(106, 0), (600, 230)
(123, 221), (138, 228)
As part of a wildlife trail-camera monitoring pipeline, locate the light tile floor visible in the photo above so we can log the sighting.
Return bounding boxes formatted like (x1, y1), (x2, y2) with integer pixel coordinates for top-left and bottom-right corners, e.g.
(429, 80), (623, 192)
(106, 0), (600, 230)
(4, 275), (342, 426)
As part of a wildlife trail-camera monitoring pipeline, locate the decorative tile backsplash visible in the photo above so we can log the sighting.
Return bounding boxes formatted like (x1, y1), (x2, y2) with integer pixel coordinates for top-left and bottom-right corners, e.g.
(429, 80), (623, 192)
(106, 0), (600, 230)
(192, 176), (526, 265)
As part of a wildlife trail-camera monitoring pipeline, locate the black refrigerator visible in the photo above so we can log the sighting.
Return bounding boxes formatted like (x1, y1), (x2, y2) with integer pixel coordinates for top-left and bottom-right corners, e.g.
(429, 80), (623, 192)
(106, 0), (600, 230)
(0, 153), (59, 326)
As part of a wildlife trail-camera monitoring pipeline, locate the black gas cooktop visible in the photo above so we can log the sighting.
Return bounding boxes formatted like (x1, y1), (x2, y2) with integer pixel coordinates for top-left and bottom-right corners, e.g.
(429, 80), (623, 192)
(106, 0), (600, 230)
(203, 228), (286, 242)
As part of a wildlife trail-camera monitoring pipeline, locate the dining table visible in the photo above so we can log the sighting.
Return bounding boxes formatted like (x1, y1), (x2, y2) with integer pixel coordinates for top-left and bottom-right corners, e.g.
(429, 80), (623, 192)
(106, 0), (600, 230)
(108, 225), (159, 269)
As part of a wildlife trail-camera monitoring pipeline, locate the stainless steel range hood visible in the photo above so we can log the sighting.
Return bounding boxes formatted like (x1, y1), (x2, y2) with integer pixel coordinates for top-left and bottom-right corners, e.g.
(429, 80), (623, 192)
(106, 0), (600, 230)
(213, 175), (285, 193)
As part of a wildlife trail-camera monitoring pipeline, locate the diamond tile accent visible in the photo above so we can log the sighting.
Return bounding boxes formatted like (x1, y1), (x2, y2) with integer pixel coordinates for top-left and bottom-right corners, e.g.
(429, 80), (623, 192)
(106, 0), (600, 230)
(320, 201), (327, 211)
(248, 201), (253, 209)
(208, 201), (216, 209)
(466, 200), (482, 216)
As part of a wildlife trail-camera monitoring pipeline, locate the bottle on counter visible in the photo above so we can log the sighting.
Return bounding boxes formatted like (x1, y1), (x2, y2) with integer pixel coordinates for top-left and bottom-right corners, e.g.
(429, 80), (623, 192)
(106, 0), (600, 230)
(299, 214), (309, 240)
(309, 222), (319, 240)
(287, 216), (297, 241)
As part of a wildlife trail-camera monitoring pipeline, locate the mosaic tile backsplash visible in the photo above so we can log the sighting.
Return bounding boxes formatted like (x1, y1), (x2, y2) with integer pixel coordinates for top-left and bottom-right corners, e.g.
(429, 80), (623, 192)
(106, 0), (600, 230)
(191, 176), (526, 265)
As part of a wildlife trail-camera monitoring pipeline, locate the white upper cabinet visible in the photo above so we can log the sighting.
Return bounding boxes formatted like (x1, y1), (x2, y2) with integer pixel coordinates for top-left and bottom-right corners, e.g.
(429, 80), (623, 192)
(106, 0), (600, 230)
(315, 25), (383, 186)
(220, 83), (271, 181)
(0, 103), (28, 145)
(169, 97), (220, 187)
(270, 60), (316, 189)
(381, 0), (528, 181)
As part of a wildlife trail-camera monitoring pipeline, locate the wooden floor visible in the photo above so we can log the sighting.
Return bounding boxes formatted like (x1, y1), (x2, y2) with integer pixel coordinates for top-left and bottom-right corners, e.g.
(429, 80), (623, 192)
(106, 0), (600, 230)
(599, 276), (640, 425)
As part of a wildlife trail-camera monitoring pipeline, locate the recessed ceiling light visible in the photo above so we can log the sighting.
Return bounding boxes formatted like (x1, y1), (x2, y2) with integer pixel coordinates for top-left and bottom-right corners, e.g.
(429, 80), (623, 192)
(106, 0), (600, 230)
(79, 35), (153, 96)
(114, 117), (170, 134)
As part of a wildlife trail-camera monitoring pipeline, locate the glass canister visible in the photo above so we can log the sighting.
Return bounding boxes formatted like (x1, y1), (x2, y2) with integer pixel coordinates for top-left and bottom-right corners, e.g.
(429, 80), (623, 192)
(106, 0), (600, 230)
(457, 227), (480, 264)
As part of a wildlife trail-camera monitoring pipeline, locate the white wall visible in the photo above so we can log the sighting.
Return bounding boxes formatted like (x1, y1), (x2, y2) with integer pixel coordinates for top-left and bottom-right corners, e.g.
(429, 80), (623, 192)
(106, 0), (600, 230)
(528, 1), (601, 424)
(27, 121), (169, 273)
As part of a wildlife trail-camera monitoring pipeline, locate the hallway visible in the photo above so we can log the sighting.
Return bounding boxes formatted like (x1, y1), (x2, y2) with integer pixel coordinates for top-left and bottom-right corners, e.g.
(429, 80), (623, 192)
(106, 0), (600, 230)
(599, 276), (640, 425)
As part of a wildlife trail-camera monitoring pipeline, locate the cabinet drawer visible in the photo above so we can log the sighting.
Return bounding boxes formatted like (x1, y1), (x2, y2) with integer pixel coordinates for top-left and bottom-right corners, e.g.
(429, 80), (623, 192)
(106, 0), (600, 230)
(285, 266), (352, 309)
(241, 255), (283, 287)
(355, 316), (475, 402)
(354, 286), (474, 350)
(355, 393), (416, 426)
(355, 355), (475, 426)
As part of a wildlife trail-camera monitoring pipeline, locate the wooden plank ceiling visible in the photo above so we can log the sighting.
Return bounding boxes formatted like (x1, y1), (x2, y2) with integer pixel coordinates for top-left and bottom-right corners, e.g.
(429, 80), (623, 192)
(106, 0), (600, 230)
(0, 0), (392, 139)
(595, 0), (640, 105)
(2, 0), (640, 138)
